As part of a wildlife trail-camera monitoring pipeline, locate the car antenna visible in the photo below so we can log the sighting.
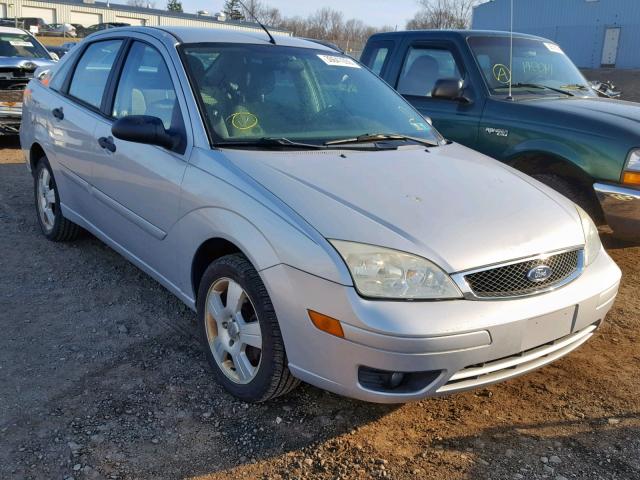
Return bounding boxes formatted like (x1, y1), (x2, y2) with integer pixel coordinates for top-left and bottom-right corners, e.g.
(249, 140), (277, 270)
(237, 0), (276, 45)
(507, 0), (514, 100)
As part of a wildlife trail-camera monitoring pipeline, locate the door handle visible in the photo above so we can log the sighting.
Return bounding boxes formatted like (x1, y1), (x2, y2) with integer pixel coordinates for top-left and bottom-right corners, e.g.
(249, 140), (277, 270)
(97, 136), (116, 153)
(51, 107), (64, 120)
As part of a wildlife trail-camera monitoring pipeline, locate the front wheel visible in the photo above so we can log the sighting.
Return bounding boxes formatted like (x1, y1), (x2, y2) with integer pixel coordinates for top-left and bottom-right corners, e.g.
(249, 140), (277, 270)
(531, 173), (603, 224)
(197, 254), (299, 402)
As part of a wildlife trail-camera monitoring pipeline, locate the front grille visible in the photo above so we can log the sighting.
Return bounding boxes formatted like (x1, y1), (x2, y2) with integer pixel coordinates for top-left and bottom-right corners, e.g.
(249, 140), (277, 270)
(464, 249), (581, 299)
(0, 90), (24, 102)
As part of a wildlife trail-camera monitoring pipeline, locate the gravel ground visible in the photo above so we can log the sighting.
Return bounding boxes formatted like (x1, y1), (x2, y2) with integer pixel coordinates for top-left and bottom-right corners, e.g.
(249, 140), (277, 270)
(1, 138), (639, 480)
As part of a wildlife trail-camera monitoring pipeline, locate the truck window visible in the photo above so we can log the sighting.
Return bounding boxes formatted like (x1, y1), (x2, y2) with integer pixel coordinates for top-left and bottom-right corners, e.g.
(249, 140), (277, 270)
(369, 47), (389, 75)
(397, 47), (462, 97)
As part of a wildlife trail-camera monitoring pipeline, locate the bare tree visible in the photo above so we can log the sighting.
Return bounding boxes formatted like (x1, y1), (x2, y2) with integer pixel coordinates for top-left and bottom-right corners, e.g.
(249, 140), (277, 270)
(407, 0), (479, 30)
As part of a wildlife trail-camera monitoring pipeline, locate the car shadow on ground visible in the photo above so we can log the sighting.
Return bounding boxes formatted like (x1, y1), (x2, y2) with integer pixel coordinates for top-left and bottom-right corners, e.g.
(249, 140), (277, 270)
(424, 414), (640, 480)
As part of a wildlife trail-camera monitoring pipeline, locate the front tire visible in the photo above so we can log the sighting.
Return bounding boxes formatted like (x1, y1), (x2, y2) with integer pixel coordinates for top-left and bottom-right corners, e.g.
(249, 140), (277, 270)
(197, 254), (299, 402)
(34, 157), (81, 242)
(532, 173), (602, 224)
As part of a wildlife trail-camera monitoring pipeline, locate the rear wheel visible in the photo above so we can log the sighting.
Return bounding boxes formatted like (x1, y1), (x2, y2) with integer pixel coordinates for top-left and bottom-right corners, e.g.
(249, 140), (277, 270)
(197, 254), (299, 402)
(34, 157), (81, 241)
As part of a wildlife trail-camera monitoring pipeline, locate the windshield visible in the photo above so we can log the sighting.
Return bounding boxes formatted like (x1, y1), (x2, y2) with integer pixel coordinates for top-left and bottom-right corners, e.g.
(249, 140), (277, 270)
(468, 36), (595, 97)
(181, 43), (442, 146)
(0, 33), (49, 59)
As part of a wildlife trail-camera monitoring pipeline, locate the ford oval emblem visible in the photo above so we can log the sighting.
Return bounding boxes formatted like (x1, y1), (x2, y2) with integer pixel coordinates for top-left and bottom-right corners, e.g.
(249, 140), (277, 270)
(527, 265), (553, 282)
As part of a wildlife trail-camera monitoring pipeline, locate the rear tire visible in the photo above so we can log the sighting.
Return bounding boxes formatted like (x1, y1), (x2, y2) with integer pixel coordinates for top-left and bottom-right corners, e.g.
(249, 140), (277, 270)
(532, 173), (602, 224)
(34, 157), (81, 242)
(197, 254), (299, 402)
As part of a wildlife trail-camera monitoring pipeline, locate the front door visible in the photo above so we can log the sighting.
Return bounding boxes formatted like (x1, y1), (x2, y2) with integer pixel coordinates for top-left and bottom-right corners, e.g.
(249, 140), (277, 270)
(91, 39), (191, 280)
(394, 42), (482, 147)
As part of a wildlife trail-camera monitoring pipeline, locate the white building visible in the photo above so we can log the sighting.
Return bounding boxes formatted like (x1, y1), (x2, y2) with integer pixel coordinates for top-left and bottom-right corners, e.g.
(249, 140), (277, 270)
(0, 0), (288, 35)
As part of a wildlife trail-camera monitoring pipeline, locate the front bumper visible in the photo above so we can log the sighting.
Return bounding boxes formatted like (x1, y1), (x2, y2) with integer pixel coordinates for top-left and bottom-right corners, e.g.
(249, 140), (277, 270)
(262, 249), (621, 403)
(0, 103), (22, 135)
(594, 182), (640, 239)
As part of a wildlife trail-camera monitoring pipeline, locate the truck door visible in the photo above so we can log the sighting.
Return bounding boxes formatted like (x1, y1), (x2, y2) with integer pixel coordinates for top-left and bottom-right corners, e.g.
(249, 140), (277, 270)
(392, 41), (483, 148)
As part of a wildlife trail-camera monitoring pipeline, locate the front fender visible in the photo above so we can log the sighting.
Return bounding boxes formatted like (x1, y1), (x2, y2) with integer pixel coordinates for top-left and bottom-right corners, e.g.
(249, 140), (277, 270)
(175, 205), (351, 305)
(505, 139), (587, 172)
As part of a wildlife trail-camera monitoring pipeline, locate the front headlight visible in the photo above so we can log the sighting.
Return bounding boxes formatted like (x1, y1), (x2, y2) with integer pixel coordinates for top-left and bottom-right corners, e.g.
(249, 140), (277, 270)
(576, 206), (601, 266)
(330, 240), (462, 300)
(622, 149), (640, 187)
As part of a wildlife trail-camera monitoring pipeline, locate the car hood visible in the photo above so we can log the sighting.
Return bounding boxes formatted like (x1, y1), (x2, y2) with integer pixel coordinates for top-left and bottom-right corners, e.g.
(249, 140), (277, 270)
(222, 143), (584, 273)
(0, 57), (54, 68)
(527, 96), (640, 135)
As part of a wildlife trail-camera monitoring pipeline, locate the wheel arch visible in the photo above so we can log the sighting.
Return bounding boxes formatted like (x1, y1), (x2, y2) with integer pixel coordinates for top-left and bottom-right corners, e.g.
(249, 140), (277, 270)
(506, 150), (596, 188)
(29, 142), (47, 175)
(505, 150), (604, 221)
(191, 237), (245, 302)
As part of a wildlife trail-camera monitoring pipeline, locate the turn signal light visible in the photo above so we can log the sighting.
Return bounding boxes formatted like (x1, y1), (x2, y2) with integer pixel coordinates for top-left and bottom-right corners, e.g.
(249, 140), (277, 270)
(308, 310), (344, 338)
(622, 171), (640, 187)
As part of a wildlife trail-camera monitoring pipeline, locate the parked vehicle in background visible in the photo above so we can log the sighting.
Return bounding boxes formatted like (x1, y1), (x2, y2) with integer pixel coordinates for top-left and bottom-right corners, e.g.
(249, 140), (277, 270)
(82, 22), (131, 36)
(21, 26), (621, 403)
(0, 26), (55, 134)
(42, 23), (77, 37)
(70, 24), (87, 37)
(362, 30), (640, 240)
(16, 17), (48, 33)
(46, 45), (70, 58)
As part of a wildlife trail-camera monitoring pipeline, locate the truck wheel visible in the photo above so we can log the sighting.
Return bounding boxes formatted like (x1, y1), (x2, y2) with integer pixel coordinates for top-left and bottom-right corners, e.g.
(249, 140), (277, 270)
(532, 173), (602, 224)
(197, 254), (299, 402)
(34, 157), (81, 242)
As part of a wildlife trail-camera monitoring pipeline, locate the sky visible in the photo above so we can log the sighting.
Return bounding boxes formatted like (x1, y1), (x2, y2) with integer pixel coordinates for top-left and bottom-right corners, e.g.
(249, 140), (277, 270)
(179, 0), (421, 29)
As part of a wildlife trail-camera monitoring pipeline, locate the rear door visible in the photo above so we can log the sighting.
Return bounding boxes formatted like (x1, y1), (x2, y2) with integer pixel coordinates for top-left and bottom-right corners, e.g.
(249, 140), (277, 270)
(47, 38), (124, 218)
(391, 40), (483, 147)
(91, 37), (191, 279)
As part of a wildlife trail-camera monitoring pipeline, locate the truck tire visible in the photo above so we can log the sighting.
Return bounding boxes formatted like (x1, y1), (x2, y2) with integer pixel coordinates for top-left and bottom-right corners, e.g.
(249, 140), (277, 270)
(532, 173), (602, 224)
(34, 157), (81, 242)
(197, 253), (299, 402)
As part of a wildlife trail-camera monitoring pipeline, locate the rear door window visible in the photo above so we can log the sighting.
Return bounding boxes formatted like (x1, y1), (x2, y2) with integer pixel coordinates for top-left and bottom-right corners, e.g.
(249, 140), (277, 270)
(68, 39), (123, 109)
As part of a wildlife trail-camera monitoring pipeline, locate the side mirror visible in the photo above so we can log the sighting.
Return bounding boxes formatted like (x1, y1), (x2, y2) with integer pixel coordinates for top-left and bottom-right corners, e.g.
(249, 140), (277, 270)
(431, 78), (465, 101)
(112, 115), (179, 151)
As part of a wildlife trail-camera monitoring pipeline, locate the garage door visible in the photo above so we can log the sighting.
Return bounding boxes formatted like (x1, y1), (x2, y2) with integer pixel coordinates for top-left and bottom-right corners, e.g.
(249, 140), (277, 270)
(70, 11), (102, 27)
(21, 6), (56, 23)
(115, 16), (145, 26)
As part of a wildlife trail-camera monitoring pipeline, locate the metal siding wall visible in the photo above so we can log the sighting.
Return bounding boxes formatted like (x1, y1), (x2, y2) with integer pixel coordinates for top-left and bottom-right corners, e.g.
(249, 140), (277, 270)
(0, 0), (289, 35)
(472, 0), (640, 69)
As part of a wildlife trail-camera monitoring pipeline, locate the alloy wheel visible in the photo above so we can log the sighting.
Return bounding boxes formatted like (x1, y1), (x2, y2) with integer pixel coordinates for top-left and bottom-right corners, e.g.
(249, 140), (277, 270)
(204, 277), (263, 384)
(36, 167), (56, 232)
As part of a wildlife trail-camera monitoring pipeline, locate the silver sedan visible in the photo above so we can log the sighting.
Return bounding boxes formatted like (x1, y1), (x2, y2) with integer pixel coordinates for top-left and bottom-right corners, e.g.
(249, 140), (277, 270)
(20, 26), (621, 403)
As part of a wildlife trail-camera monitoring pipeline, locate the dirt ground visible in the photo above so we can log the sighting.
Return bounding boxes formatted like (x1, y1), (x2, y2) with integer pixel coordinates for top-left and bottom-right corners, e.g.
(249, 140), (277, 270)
(0, 136), (639, 480)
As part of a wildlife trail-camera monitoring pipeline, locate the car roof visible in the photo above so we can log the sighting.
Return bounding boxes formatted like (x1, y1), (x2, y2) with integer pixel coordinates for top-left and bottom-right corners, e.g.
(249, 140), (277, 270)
(91, 26), (336, 51)
(0, 26), (30, 35)
(369, 29), (550, 43)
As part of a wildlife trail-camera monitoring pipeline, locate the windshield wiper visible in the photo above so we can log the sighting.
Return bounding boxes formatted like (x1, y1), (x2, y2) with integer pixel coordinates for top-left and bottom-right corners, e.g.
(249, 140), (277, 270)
(503, 83), (574, 97)
(215, 137), (327, 150)
(325, 133), (439, 147)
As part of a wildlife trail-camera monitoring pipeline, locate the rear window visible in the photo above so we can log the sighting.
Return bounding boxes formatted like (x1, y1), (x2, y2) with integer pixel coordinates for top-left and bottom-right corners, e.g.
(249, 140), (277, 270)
(68, 40), (122, 109)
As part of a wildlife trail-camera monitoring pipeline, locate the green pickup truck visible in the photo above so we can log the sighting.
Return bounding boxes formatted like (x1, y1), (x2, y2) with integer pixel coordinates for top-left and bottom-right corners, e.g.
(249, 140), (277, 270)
(361, 30), (640, 239)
